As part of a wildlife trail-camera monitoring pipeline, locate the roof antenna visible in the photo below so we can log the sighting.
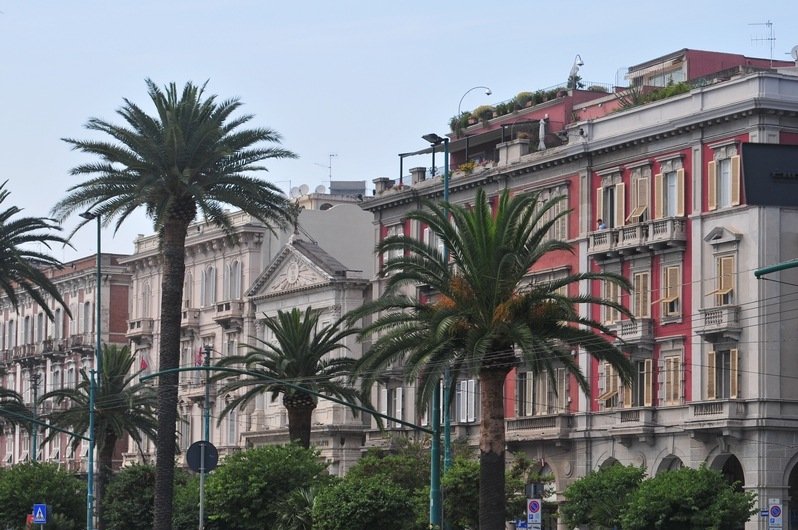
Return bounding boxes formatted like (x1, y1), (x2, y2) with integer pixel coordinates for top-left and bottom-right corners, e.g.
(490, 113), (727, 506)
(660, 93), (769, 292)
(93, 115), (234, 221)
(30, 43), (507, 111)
(749, 20), (775, 67)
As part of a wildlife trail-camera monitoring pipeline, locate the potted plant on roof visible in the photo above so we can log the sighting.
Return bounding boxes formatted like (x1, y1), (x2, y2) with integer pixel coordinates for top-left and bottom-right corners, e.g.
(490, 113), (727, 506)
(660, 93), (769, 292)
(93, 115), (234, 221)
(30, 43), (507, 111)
(472, 105), (495, 124)
(449, 112), (473, 136)
(516, 92), (534, 108)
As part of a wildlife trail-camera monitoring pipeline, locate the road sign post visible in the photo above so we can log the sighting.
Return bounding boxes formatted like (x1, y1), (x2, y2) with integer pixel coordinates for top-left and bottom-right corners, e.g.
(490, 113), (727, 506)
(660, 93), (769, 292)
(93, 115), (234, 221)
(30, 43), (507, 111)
(769, 498), (783, 528)
(527, 498), (541, 530)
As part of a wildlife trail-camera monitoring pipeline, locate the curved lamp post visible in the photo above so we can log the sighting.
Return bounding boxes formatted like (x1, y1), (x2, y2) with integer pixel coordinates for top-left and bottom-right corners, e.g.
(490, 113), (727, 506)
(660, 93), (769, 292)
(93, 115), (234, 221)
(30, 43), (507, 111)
(457, 86), (492, 161)
(568, 54), (584, 89)
(79, 210), (102, 530)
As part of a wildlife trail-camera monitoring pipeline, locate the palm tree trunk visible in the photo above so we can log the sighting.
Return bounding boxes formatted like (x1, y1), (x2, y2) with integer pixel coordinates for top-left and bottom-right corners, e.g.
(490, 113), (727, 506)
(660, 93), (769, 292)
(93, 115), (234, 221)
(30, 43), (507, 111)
(154, 219), (191, 530)
(96, 430), (117, 530)
(285, 403), (316, 449)
(479, 367), (509, 530)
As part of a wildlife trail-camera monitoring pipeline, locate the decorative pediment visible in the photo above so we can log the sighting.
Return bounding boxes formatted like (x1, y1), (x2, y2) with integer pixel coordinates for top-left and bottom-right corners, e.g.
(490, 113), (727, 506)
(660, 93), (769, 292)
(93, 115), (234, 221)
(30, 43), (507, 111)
(264, 254), (330, 295)
(704, 226), (741, 252)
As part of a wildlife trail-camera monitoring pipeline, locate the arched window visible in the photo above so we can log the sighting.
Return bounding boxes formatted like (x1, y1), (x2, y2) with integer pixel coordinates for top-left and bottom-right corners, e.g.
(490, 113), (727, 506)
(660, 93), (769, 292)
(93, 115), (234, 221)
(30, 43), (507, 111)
(53, 309), (62, 340)
(226, 407), (238, 445)
(142, 283), (151, 316)
(201, 266), (216, 306)
(183, 272), (193, 308)
(82, 303), (92, 334)
(223, 261), (242, 300)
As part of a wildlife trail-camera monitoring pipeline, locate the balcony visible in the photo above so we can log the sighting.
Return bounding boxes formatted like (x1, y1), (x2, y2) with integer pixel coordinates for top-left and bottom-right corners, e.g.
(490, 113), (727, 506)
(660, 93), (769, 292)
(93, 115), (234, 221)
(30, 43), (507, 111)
(609, 407), (656, 445)
(127, 318), (155, 342)
(180, 379), (216, 402)
(609, 318), (654, 351)
(695, 306), (741, 341)
(505, 414), (574, 444)
(181, 308), (200, 332)
(685, 400), (747, 439)
(213, 300), (245, 329)
(11, 344), (37, 360)
(588, 217), (687, 261)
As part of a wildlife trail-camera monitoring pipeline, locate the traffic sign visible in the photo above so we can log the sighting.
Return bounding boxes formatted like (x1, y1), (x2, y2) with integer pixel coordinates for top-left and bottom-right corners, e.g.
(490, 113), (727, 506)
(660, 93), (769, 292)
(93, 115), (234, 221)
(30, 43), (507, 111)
(769, 500), (783, 528)
(527, 498), (541, 524)
(186, 440), (219, 473)
(32, 504), (47, 524)
(516, 521), (528, 529)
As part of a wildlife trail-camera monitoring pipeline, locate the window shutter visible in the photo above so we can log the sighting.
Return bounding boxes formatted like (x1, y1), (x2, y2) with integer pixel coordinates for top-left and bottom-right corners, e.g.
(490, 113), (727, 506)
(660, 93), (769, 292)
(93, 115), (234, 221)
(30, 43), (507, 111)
(639, 176), (649, 212)
(730, 155), (741, 206)
(615, 183), (625, 227)
(644, 359), (653, 406)
(623, 384), (632, 408)
(707, 161), (717, 211)
(525, 374), (534, 416)
(654, 173), (663, 219)
(467, 379), (476, 421)
(707, 351), (717, 400)
(379, 387), (388, 416)
(730, 349), (739, 398)
(664, 358), (673, 403)
(395, 387), (403, 422)
(423, 227), (430, 246)
(459, 380), (468, 422)
(676, 169), (685, 216)
(596, 187), (604, 227)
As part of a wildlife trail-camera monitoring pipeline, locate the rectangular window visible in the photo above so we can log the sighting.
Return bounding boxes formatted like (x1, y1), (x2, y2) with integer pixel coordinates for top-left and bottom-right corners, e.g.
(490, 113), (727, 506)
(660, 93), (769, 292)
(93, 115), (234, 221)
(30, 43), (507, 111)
(707, 155), (740, 211)
(385, 225), (403, 261)
(633, 272), (650, 318)
(597, 362), (620, 408)
(664, 356), (681, 405)
(654, 170), (685, 218)
(707, 349), (738, 400)
(661, 265), (681, 317)
(536, 191), (569, 242)
(518, 371), (535, 417)
(596, 183), (625, 229)
(624, 359), (653, 407)
(457, 379), (476, 423)
(713, 255), (735, 306)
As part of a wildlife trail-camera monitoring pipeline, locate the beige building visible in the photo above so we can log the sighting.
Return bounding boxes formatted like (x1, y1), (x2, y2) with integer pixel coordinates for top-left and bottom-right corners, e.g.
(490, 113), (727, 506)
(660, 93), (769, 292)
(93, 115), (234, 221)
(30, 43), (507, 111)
(121, 195), (373, 474)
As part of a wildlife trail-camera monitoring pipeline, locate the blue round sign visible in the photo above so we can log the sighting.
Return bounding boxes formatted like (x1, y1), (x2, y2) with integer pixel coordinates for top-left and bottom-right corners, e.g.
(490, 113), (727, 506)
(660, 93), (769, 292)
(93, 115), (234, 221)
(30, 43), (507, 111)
(528, 500), (541, 513)
(770, 505), (782, 518)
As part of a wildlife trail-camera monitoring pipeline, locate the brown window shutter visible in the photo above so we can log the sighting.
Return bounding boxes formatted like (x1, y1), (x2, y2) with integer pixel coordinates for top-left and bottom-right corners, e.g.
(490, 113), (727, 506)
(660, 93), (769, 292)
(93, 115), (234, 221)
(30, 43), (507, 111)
(707, 161), (717, 211)
(615, 183), (625, 227)
(730, 349), (739, 398)
(730, 155), (741, 206)
(644, 359), (653, 406)
(654, 173), (663, 219)
(623, 384), (632, 408)
(676, 169), (685, 216)
(596, 187), (604, 227)
(707, 351), (717, 400)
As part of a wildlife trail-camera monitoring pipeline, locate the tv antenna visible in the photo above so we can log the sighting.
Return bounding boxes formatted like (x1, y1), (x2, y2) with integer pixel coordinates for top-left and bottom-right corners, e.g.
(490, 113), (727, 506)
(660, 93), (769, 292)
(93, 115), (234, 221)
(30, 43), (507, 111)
(749, 20), (775, 67)
(314, 153), (337, 183)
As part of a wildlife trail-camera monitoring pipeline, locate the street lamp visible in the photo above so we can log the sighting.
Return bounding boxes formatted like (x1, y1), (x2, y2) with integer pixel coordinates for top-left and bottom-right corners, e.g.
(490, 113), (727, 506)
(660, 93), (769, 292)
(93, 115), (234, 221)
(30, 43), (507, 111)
(568, 54), (584, 89)
(79, 210), (101, 530)
(422, 132), (450, 529)
(456, 86), (492, 159)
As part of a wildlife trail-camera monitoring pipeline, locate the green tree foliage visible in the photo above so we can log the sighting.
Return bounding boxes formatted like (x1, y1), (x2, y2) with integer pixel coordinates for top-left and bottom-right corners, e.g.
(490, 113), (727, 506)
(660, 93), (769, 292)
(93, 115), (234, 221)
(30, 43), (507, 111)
(103, 464), (200, 530)
(347, 443), (430, 492)
(313, 475), (420, 530)
(205, 444), (329, 530)
(53, 79), (296, 530)
(0, 462), (85, 529)
(353, 188), (631, 528)
(441, 457), (480, 529)
(215, 307), (361, 449)
(620, 465), (757, 530)
(0, 180), (69, 320)
(561, 464), (645, 529)
(40, 344), (157, 528)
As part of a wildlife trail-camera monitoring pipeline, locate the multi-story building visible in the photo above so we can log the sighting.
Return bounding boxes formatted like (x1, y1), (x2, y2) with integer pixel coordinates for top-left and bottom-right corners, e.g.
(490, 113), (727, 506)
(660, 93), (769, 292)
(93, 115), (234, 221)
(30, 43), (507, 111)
(0, 254), (131, 471)
(362, 49), (798, 528)
(121, 190), (373, 474)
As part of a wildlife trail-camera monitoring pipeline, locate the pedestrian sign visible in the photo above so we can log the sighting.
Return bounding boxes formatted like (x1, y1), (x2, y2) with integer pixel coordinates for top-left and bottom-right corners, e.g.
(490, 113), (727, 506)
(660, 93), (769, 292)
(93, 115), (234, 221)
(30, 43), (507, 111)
(32, 504), (47, 524)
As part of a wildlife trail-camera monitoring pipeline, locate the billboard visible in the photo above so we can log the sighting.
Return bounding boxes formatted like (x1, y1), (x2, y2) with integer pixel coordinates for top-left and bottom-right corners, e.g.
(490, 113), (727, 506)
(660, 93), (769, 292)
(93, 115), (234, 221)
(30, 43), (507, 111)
(741, 143), (798, 208)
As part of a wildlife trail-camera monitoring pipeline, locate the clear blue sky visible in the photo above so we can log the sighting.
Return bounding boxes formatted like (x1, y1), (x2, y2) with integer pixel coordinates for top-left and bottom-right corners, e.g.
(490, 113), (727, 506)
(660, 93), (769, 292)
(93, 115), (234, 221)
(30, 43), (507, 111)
(1, 0), (796, 261)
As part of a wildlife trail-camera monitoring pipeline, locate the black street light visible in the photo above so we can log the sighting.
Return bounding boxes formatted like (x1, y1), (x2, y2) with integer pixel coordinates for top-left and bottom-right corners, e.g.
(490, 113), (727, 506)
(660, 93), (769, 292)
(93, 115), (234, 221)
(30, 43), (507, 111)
(78, 210), (101, 530)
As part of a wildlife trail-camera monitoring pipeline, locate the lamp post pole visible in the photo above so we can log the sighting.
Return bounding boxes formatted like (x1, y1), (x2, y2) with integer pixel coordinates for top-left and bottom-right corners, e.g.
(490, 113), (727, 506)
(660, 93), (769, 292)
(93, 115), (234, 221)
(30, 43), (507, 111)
(422, 133), (450, 528)
(198, 344), (212, 530)
(80, 211), (102, 530)
(456, 86), (492, 161)
(30, 371), (41, 461)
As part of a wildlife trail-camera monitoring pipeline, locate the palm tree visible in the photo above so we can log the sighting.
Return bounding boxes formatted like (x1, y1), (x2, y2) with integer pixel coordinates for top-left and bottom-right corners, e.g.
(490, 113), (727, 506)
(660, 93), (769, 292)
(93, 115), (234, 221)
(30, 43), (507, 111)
(51, 80), (296, 529)
(39, 344), (158, 529)
(353, 188), (632, 529)
(0, 387), (33, 432)
(0, 180), (69, 320)
(215, 307), (362, 449)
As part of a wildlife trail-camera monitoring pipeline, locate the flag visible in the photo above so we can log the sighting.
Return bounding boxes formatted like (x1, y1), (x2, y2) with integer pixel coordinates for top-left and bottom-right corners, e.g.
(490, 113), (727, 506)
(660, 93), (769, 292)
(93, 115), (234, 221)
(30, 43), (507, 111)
(140, 354), (149, 371)
(195, 347), (205, 367)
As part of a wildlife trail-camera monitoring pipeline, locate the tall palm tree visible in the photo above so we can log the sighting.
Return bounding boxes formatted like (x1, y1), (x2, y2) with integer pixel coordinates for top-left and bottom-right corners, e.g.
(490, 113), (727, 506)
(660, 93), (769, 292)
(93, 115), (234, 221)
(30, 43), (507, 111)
(0, 180), (69, 320)
(353, 188), (632, 529)
(39, 344), (158, 530)
(51, 80), (296, 529)
(215, 307), (362, 449)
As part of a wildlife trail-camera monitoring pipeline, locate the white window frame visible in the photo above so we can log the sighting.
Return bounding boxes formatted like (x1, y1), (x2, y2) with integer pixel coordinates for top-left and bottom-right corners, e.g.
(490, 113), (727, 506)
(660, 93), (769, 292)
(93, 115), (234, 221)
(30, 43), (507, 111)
(707, 349), (739, 400)
(707, 145), (740, 211)
(632, 271), (650, 319)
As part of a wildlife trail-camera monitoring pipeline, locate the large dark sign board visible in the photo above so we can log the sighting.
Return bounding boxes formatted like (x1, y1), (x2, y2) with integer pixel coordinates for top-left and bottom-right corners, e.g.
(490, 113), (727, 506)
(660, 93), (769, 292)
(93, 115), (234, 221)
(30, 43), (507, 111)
(742, 143), (798, 208)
